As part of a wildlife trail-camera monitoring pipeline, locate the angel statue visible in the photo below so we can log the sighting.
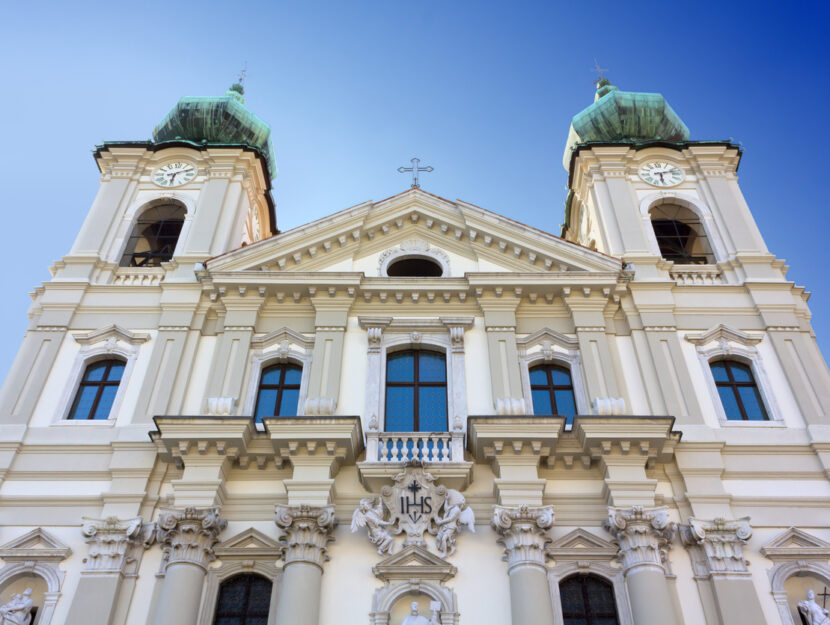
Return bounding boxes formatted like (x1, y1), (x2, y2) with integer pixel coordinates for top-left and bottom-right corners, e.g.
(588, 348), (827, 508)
(435, 489), (475, 557)
(351, 497), (395, 555)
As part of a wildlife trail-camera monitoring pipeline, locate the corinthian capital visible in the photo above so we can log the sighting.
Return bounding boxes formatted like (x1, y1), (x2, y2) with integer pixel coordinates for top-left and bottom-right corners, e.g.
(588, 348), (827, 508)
(275, 504), (337, 568)
(604, 505), (675, 574)
(680, 517), (752, 576)
(154, 507), (227, 571)
(80, 516), (145, 574)
(491, 504), (555, 571)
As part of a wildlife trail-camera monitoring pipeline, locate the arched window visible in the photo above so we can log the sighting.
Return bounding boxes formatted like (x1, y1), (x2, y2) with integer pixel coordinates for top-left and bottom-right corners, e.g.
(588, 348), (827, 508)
(650, 204), (714, 265)
(559, 574), (620, 625)
(254, 363), (302, 421)
(120, 204), (186, 267)
(213, 573), (272, 625)
(385, 350), (447, 431)
(387, 257), (443, 277)
(529, 364), (577, 425)
(710, 359), (768, 421)
(67, 359), (125, 420)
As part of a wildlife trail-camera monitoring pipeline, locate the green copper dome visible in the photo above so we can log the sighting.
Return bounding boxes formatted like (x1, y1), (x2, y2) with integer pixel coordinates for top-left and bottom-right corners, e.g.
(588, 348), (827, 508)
(153, 84), (277, 178)
(562, 79), (689, 170)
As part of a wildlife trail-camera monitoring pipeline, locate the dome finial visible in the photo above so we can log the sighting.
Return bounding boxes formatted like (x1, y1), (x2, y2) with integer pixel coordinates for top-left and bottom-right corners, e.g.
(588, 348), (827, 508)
(591, 60), (616, 101)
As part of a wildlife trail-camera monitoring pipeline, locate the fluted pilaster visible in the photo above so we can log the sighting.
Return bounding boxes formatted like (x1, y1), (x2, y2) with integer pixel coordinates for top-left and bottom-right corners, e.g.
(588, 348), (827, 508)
(80, 516), (145, 574)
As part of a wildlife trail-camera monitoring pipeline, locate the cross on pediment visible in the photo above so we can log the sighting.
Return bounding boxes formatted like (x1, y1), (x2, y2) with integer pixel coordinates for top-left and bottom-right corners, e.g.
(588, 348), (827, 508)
(398, 157), (433, 188)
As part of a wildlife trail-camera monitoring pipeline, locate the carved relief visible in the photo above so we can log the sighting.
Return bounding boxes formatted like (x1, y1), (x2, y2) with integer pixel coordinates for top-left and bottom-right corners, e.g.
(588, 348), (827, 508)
(377, 241), (451, 277)
(351, 466), (475, 555)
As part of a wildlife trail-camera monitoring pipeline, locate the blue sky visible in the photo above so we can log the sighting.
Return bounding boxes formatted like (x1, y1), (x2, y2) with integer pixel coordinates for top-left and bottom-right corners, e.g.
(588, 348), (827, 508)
(0, 0), (828, 381)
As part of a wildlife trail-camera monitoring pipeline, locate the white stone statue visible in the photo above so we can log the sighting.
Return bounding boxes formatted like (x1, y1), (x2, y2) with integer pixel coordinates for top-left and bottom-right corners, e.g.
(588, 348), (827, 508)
(799, 590), (830, 625)
(0, 589), (34, 625)
(399, 601), (439, 625)
(351, 497), (395, 554)
(434, 489), (475, 557)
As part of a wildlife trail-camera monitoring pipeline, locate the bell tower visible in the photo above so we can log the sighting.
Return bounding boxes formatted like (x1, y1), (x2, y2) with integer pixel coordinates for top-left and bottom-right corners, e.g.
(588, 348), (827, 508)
(561, 79), (778, 283)
(59, 83), (277, 283)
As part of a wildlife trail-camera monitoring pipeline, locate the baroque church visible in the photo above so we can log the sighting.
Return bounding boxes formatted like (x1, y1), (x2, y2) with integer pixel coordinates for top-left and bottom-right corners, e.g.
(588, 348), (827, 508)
(0, 77), (829, 625)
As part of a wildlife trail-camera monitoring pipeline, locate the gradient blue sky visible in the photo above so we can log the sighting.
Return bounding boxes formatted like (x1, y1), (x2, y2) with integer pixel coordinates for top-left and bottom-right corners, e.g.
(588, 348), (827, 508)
(1, 0), (828, 382)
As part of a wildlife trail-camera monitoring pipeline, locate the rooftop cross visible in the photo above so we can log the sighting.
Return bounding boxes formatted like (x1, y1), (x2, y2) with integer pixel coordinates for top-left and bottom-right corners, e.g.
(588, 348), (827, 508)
(238, 63), (248, 87)
(592, 59), (609, 85)
(397, 157), (433, 188)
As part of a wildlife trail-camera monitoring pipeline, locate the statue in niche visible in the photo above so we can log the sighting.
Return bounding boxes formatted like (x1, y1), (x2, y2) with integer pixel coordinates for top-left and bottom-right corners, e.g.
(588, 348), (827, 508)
(435, 490), (475, 557)
(351, 497), (394, 555)
(799, 590), (830, 625)
(399, 601), (440, 625)
(0, 589), (34, 625)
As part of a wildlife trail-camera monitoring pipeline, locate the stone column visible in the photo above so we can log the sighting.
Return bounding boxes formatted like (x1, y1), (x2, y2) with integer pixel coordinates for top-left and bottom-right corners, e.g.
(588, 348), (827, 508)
(64, 517), (147, 625)
(273, 504), (337, 625)
(604, 506), (679, 625)
(150, 507), (227, 625)
(680, 517), (768, 625)
(491, 505), (556, 625)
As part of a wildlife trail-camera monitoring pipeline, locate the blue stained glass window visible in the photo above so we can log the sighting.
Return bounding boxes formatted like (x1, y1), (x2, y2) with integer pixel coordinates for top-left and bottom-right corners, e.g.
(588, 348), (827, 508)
(67, 359), (125, 420)
(254, 363), (302, 421)
(710, 359), (769, 421)
(213, 574), (272, 625)
(529, 364), (578, 426)
(385, 350), (447, 432)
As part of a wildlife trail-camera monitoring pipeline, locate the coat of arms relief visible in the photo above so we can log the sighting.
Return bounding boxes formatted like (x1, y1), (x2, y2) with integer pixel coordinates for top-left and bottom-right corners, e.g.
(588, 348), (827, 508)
(351, 465), (475, 557)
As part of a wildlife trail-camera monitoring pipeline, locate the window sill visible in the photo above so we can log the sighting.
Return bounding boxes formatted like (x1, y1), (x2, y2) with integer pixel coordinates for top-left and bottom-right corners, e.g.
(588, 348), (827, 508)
(717, 419), (786, 428)
(52, 418), (117, 427)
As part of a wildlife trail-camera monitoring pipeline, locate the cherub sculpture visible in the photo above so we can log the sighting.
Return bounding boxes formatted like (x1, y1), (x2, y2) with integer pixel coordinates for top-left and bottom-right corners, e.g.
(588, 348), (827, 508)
(434, 489), (475, 557)
(351, 497), (395, 555)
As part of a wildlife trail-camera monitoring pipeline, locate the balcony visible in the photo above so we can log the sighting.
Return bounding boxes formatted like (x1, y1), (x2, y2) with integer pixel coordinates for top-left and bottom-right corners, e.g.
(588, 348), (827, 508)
(358, 428), (472, 491)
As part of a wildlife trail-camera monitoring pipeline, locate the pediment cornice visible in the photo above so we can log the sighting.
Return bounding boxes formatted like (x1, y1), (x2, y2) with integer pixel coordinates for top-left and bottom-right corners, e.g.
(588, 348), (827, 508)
(0, 528), (72, 562)
(205, 188), (621, 276)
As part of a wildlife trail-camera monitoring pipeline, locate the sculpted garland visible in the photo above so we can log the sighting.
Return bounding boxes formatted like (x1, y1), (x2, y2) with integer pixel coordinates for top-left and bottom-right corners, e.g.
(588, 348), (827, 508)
(351, 466), (475, 556)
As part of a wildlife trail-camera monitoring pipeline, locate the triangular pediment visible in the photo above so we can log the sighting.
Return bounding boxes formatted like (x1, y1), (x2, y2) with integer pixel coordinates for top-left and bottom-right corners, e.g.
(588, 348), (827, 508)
(214, 528), (281, 559)
(0, 528), (72, 561)
(761, 527), (830, 561)
(206, 188), (621, 277)
(372, 545), (456, 582)
(547, 528), (618, 561)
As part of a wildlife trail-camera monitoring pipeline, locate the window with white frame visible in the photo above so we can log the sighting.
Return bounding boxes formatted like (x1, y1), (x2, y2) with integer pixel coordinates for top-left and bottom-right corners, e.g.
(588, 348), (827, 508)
(385, 349), (448, 432)
(67, 359), (126, 420)
(528, 363), (578, 426)
(686, 325), (780, 425)
(254, 363), (303, 421)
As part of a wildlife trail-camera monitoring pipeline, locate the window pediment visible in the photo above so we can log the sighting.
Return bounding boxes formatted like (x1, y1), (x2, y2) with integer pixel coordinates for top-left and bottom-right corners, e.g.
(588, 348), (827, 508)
(73, 325), (150, 349)
(685, 324), (763, 349)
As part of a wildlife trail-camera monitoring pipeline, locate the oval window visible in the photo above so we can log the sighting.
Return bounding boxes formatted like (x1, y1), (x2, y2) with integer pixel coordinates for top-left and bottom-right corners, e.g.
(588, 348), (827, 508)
(387, 257), (443, 277)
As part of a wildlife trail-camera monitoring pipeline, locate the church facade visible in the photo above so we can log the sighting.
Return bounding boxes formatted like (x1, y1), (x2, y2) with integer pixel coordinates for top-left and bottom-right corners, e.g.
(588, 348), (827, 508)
(1, 79), (829, 625)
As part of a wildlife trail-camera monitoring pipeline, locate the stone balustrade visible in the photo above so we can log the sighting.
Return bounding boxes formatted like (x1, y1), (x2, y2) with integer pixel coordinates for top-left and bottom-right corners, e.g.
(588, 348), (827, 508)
(365, 430), (465, 463)
(670, 265), (723, 285)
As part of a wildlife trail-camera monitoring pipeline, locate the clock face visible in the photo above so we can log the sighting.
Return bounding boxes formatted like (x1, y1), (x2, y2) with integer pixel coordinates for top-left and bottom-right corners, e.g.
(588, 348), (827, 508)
(153, 162), (196, 187)
(639, 162), (685, 187)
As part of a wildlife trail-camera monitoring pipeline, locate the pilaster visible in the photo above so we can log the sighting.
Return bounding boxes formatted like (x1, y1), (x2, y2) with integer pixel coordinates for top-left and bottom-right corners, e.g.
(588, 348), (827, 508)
(0, 328), (66, 424)
(64, 517), (149, 625)
(477, 295), (524, 414)
(680, 517), (768, 625)
(306, 293), (353, 415)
